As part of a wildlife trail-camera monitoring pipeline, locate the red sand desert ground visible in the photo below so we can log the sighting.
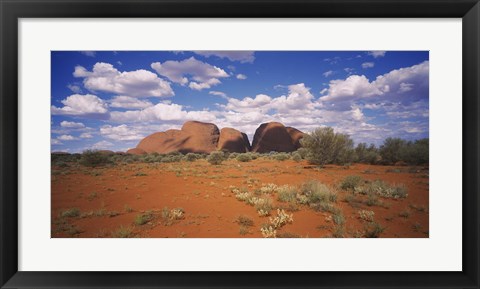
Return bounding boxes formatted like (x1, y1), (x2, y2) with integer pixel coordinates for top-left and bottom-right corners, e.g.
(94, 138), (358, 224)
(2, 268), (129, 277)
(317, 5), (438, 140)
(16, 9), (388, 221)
(51, 158), (428, 238)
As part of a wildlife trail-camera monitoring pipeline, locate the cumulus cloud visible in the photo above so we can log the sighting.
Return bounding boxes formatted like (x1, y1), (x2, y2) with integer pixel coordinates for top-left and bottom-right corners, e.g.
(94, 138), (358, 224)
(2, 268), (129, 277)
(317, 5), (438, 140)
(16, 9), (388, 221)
(368, 51), (386, 58)
(80, 133), (94, 139)
(51, 94), (109, 117)
(109, 96), (153, 109)
(60, 121), (85, 129)
(100, 124), (144, 141)
(236, 74), (247, 80)
(223, 83), (316, 115)
(57, 135), (77, 141)
(110, 102), (217, 124)
(91, 140), (114, 149)
(209, 91), (228, 98)
(321, 61), (429, 108)
(193, 51), (255, 63)
(151, 57), (229, 91)
(51, 139), (63, 145)
(74, 62), (174, 97)
(362, 62), (374, 69)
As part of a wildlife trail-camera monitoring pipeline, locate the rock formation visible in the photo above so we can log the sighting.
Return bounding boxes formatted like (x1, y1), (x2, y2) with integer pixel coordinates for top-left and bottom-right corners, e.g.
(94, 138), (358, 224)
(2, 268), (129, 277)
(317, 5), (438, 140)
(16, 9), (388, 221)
(286, 126), (305, 149)
(135, 121), (220, 154)
(126, 148), (146, 155)
(217, 127), (251, 153)
(128, 121), (304, 154)
(251, 122), (297, 153)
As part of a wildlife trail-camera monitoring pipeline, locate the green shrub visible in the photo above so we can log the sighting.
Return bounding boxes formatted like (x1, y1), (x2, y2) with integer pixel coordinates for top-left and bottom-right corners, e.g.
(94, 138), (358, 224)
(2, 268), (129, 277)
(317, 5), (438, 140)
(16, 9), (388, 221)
(134, 211), (153, 225)
(300, 127), (354, 166)
(354, 143), (380, 164)
(272, 152), (290, 161)
(79, 150), (112, 167)
(207, 151), (225, 165)
(112, 226), (134, 238)
(184, 153), (199, 162)
(236, 154), (252, 162)
(237, 215), (254, 226)
(61, 208), (80, 218)
(291, 152), (302, 162)
(300, 180), (337, 204)
(340, 175), (364, 191)
(277, 186), (297, 203)
(364, 222), (385, 238)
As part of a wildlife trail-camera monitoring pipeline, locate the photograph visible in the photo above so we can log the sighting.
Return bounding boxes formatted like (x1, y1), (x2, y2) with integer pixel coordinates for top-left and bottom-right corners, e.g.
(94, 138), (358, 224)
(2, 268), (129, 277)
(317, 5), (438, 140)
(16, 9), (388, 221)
(50, 50), (429, 238)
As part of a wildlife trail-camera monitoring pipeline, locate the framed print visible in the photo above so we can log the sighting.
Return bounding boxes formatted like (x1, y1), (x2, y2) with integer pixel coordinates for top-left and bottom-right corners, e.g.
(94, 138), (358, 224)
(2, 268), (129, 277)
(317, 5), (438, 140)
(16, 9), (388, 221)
(1, 0), (479, 288)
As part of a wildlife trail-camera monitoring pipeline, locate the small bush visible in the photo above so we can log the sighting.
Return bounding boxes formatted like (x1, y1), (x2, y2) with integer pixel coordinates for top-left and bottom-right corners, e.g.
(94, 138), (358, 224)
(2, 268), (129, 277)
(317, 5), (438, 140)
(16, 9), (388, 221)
(277, 185), (298, 203)
(237, 215), (254, 227)
(358, 210), (375, 222)
(272, 152), (290, 161)
(61, 208), (80, 218)
(300, 180), (337, 204)
(340, 175), (364, 191)
(364, 222), (385, 238)
(184, 153), (199, 162)
(134, 211), (154, 225)
(260, 225), (277, 238)
(236, 154), (252, 162)
(269, 209), (293, 229)
(333, 212), (345, 226)
(259, 183), (278, 194)
(291, 152), (302, 162)
(79, 150), (112, 167)
(207, 151), (225, 165)
(112, 226), (134, 238)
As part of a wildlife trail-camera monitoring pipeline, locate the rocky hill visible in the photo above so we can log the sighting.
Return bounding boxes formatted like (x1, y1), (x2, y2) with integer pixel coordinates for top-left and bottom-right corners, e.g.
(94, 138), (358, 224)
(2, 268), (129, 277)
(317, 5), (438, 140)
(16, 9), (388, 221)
(127, 121), (304, 154)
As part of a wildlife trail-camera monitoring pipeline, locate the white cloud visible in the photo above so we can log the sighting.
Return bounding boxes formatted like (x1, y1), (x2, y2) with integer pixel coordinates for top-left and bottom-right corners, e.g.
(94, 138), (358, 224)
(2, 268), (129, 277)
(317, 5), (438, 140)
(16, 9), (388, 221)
(321, 75), (383, 103)
(80, 133), (94, 139)
(67, 84), (82, 93)
(80, 51), (96, 57)
(368, 51), (386, 58)
(109, 102), (216, 124)
(321, 61), (429, 106)
(193, 51), (255, 63)
(100, 124), (144, 141)
(57, 135), (77, 141)
(188, 78), (221, 91)
(51, 94), (109, 116)
(362, 62), (375, 69)
(236, 74), (247, 80)
(91, 140), (114, 150)
(209, 91), (228, 98)
(398, 82), (414, 93)
(51, 139), (63, 145)
(344, 68), (355, 74)
(151, 57), (229, 90)
(60, 121), (85, 129)
(323, 70), (334, 77)
(222, 83), (316, 115)
(74, 62), (174, 97)
(109, 96), (153, 109)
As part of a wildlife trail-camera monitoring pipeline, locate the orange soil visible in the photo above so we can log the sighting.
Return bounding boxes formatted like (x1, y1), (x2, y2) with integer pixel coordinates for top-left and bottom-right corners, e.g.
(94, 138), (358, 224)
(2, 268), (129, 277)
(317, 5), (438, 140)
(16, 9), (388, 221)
(51, 159), (429, 238)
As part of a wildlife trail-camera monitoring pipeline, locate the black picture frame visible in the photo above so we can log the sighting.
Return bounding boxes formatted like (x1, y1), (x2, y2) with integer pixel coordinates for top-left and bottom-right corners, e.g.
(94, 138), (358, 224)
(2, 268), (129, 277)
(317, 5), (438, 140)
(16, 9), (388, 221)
(1, 0), (479, 288)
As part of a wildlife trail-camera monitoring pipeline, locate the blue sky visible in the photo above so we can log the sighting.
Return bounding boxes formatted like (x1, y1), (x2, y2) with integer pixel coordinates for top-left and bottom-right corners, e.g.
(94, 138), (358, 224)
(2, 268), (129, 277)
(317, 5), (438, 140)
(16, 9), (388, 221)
(51, 51), (429, 153)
